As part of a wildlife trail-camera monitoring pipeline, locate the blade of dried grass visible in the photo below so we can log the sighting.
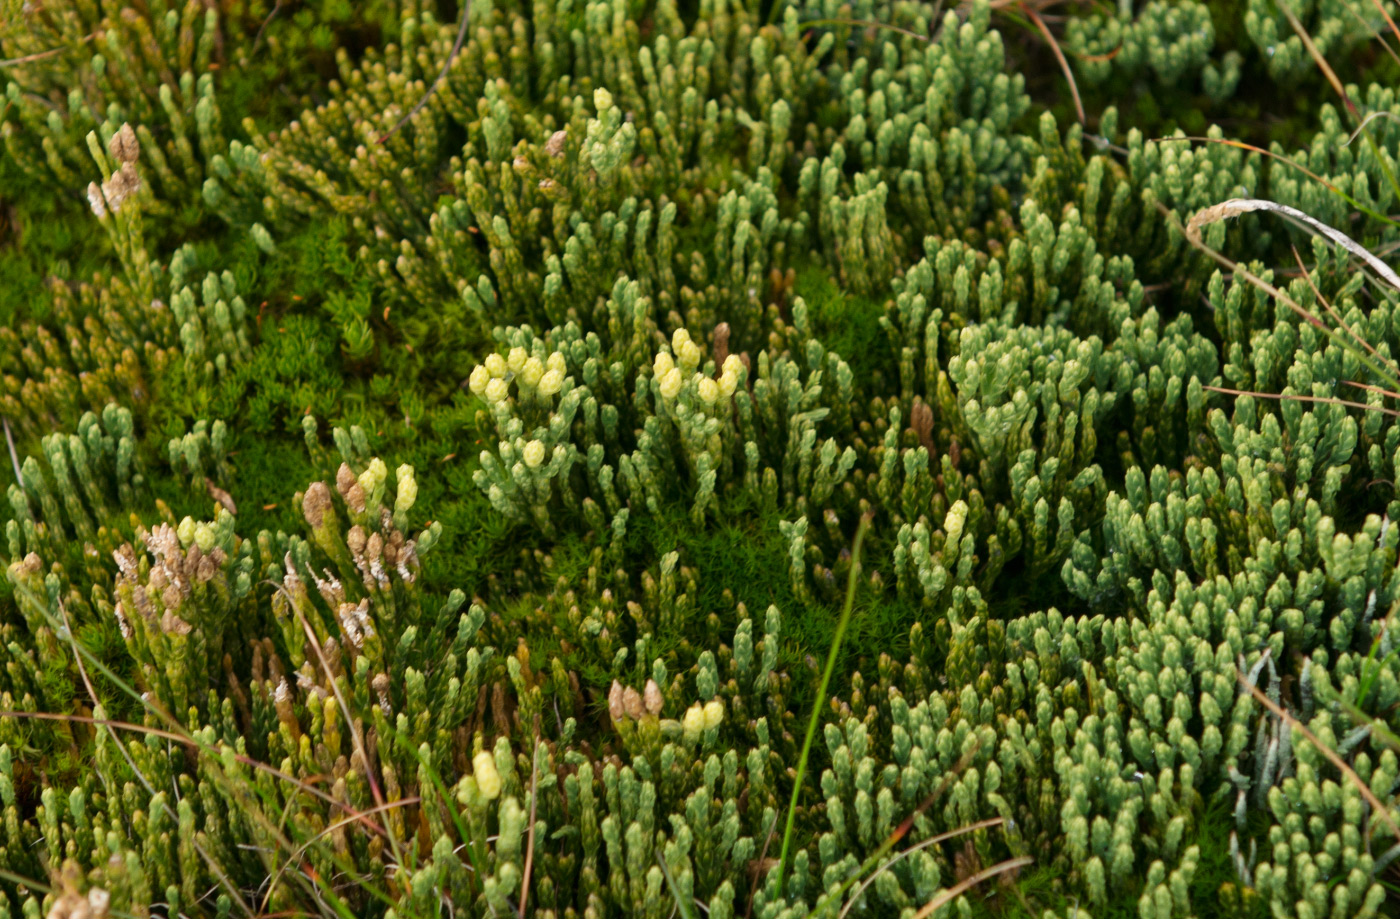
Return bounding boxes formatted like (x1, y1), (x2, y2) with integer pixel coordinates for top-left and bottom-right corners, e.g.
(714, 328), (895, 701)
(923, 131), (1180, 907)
(838, 818), (1006, 919)
(1022, 2), (1085, 125)
(1339, 0), (1400, 66)
(1343, 111), (1400, 148)
(1238, 672), (1400, 846)
(1187, 197), (1400, 291)
(910, 857), (1034, 919)
(379, 0), (472, 143)
(1156, 136), (1400, 229)
(273, 578), (406, 874)
(1278, 0), (1400, 205)
(0, 710), (395, 829)
(519, 727), (541, 919)
(3, 417), (20, 485)
(1204, 385), (1400, 417)
(1371, 0), (1400, 47)
(262, 796), (423, 911)
(1179, 200), (1400, 406)
(1290, 244), (1400, 379)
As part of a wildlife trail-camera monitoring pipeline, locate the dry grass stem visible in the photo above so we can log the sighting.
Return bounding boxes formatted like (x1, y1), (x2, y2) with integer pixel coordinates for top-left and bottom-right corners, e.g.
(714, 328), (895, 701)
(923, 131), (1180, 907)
(1186, 197), (1400, 291)
(911, 857), (1034, 919)
(1238, 672), (1400, 846)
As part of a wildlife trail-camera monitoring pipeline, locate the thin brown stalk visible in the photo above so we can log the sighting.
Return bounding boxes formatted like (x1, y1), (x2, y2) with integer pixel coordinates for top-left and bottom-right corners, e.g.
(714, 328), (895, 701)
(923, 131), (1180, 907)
(1290, 244), (1400, 377)
(280, 584), (406, 874)
(1187, 197), (1400, 291)
(1371, 0), (1400, 48)
(1155, 136), (1338, 194)
(1204, 385), (1400, 417)
(1074, 43), (1122, 63)
(1342, 0), (1400, 66)
(910, 857), (1034, 919)
(378, 0), (471, 143)
(884, 741), (982, 850)
(3, 417), (20, 485)
(1342, 380), (1400, 401)
(1022, 2), (1084, 125)
(0, 31), (100, 68)
(1278, 0), (1358, 117)
(799, 18), (932, 42)
(262, 796), (423, 910)
(815, 741), (984, 916)
(249, 0), (284, 56)
(1238, 672), (1400, 845)
(0, 709), (395, 834)
(744, 813), (779, 919)
(519, 726), (541, 919)
(838, 818), (1006, 919)
(1279, 0), (1400, 205)
(1177, 208), (1326, 327)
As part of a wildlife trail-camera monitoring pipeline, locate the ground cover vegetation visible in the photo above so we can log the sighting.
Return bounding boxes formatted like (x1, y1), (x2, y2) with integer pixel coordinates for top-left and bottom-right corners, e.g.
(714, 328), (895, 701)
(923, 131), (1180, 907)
(3, 0), (1400, 916)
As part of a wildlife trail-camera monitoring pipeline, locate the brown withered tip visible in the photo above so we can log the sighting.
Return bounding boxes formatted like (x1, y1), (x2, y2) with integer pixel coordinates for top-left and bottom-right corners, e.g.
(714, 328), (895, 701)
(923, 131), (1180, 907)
(643, 678), (663, 716)
(545, 129), (567, 157)
(302, 480), (332, 528)
(206, 478), (237, 515)
(100, 161), (141, 213)
(109, 123), (139, 165)
(608, 680), (626, 721)
(713, 322), (731, 368)
(160, 611), (193, 636)
(909, 399), (934, 454)
(336, 462), (367, 513)
(622, 685), (644, 720)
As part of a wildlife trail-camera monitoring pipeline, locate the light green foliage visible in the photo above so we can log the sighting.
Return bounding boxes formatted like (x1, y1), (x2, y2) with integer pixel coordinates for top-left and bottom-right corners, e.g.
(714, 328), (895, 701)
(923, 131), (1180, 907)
(1067, 1), (1240, 101)
(1243, 0), (1384, 84)
(1268, 88), (1400, 242)
(0, 1), (226, 209)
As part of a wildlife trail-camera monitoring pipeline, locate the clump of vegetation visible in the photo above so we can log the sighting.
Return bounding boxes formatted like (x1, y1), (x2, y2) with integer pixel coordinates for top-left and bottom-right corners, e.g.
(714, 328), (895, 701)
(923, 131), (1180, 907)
(4, 1), (1400, 917)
